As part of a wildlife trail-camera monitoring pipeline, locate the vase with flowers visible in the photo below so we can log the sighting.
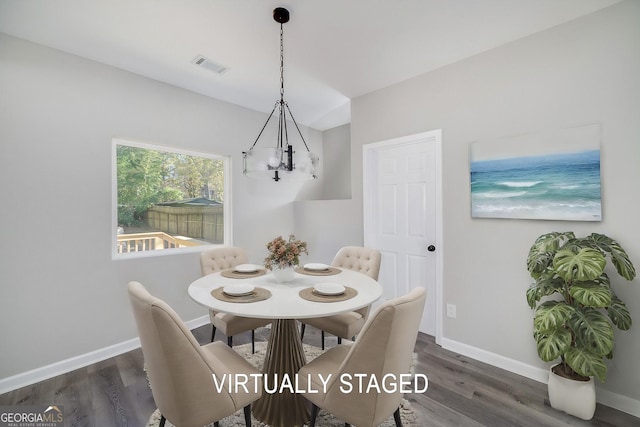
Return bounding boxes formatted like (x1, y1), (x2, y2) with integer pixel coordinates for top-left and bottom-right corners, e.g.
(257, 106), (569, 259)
(264, 234), (308, 283)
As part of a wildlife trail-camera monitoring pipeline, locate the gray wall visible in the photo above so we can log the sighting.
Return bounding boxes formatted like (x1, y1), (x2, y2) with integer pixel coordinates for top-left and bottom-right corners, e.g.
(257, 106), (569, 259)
(351, 0), (639, 405)
(293, 123), (359, 264)
(294, 199), (362, 265)
(321, 123), (351, 200)
(0, 33), (322, 380)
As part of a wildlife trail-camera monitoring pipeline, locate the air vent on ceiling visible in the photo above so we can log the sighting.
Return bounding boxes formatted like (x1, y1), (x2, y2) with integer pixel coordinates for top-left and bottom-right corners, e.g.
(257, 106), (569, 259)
(191, 55), (228, 75)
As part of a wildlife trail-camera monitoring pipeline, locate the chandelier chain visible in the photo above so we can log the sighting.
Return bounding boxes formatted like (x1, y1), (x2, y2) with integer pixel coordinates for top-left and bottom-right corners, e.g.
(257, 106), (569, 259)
(280, 24), (285, 101)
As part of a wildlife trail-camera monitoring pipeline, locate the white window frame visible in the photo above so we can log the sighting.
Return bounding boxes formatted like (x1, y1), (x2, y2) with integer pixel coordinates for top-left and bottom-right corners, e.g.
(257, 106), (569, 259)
(111, 138), (232, 260)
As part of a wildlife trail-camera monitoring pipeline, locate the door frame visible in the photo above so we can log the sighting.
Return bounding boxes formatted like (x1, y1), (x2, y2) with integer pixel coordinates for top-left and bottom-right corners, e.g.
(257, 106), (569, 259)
(362, 129), (443, 344)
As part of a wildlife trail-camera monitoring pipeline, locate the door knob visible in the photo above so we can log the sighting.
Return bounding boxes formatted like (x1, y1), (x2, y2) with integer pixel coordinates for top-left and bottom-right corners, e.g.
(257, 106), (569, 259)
(427, 245), (436, 252)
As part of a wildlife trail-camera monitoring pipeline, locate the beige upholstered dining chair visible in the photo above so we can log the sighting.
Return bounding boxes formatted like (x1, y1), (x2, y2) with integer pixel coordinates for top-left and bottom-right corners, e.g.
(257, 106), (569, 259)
(127, 281), (261, 427)
(298, 287), (426, 427)
(300, 246), (382, 349)
(200, 247), (271, 353)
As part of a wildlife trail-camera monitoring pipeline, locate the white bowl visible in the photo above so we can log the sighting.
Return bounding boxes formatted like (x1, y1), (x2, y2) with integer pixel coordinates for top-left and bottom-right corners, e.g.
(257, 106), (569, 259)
(313, 283), (345, 296)
(304, 263), (330, 271)
(223, 283), (255, 296)
(234, 264), (258, 273)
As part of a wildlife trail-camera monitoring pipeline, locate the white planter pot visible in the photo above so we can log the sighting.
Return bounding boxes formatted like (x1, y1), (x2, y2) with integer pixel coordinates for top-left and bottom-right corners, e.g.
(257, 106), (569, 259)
(272, 266), (296, 283)
(547, 366), (596, 420)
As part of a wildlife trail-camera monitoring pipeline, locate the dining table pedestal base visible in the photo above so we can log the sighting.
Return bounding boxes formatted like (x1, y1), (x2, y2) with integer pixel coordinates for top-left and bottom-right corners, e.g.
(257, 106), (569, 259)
(252, 319), (310, 427)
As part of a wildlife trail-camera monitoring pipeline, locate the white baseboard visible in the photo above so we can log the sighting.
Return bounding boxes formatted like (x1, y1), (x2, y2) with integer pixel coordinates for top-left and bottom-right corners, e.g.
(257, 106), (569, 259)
(441, 337), (549, 383)
(0, 315), (210, 395)
(441, 337), (640, 418)
(597, 388), (640, 418)
(183, 315), (211, 330)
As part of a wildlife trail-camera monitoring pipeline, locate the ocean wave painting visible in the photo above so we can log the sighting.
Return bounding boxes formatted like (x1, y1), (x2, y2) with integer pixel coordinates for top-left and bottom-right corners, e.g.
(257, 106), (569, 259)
(470, 126), (601, 221)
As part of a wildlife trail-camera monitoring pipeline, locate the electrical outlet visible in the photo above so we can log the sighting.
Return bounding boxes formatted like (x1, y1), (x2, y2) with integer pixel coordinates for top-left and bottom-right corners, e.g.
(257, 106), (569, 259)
(446, 304), (457, 318)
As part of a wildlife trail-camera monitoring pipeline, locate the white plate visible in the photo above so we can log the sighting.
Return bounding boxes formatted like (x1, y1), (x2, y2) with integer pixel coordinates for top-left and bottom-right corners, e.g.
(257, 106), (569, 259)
(223, 283), (255, 296)
(304, 263), (330, 271)
(234, 264), (259, 273)
(313, 283), (345, 296)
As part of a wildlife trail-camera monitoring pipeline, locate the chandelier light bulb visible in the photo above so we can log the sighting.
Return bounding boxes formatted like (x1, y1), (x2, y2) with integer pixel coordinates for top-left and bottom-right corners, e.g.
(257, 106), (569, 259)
(268, 156), (280, 168)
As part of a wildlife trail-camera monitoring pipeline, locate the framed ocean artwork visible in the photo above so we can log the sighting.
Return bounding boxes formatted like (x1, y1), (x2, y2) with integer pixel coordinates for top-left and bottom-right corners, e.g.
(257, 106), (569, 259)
(470, 124), (602, 221)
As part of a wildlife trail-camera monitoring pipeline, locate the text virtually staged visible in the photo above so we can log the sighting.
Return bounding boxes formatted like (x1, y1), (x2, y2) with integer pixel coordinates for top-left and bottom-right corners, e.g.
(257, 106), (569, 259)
(212, 373), (429, 395)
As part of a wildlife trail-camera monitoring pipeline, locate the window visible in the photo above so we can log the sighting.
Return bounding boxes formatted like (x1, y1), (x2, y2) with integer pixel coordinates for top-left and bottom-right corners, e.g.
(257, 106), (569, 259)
(112, 139), (230, 258)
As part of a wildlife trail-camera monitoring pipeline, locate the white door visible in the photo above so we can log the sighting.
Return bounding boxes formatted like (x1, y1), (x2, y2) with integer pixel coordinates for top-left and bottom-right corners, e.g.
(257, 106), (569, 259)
(363, 130), (442, 340)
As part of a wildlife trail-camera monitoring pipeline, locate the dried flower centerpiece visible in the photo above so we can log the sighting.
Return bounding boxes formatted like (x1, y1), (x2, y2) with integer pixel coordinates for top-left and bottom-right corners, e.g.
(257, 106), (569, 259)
(264, 234), (308, 282)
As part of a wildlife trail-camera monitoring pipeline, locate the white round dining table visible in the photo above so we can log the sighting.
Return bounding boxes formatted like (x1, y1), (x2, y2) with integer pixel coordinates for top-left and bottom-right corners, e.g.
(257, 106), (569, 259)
(188, 267), (382, 319)
(188, 267), (382, 427)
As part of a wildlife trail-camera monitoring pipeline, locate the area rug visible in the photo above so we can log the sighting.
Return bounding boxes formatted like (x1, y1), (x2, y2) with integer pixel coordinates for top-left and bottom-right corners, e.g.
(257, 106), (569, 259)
(146, 341), (418, 426)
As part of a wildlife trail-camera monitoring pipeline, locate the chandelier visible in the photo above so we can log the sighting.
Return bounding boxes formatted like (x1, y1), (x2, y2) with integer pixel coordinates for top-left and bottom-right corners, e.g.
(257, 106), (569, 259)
(243, 7), (318, 182)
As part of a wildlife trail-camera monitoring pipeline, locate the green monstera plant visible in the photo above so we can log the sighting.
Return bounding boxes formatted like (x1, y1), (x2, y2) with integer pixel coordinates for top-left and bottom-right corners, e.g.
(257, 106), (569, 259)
(526, 232), (636, 382)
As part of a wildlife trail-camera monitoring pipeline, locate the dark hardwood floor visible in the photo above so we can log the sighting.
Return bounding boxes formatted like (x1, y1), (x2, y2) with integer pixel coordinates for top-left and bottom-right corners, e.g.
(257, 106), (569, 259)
(1, 324), (638, 426)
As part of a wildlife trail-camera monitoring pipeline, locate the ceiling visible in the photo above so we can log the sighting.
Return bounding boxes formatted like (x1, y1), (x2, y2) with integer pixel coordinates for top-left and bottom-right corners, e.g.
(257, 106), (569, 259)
(0, 0), (622, 130)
